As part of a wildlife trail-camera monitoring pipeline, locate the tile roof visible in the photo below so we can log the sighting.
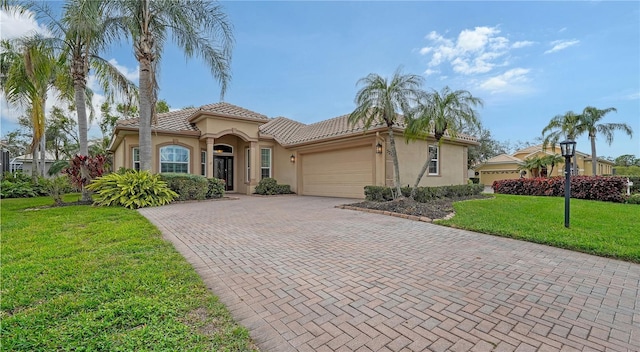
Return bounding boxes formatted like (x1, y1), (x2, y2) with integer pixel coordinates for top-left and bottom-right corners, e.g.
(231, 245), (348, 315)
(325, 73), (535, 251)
(259, 117), (306, 145)
(117, 108), (200, 132)
(516, 144), (589, 157)
(483, 153), (524, 164)
(116, 103), (478, 145)
(194, 102), (268, 120)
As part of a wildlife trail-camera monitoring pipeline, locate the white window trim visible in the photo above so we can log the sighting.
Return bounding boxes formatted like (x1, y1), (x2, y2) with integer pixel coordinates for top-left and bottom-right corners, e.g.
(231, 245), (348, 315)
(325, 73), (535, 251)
(201, 150), (206, 177)
(245, 148), (251, 183)
(132, 147), (140, 171)
(428, 145), (439, 175)
(159, 145), (190, 173)
(260, 148), (272, 179)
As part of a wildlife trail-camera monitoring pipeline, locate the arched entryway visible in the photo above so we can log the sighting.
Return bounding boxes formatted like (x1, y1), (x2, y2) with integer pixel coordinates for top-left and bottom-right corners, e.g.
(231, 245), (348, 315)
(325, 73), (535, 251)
(213, 144), (234, 191)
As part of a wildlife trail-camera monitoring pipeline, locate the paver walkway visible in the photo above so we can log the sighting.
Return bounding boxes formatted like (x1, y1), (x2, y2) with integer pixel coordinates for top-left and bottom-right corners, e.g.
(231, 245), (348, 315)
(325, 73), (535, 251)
(139, 195), (639, 352)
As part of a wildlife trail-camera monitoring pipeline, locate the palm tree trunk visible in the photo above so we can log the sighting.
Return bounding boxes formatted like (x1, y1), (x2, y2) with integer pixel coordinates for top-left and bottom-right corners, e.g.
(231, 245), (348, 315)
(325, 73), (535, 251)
(410, 144), (436, 200)
(31, 144), (38, 181)
(39, 134), (45, 177)
(387, 126), (402, 198)
(573, 154), (578, 175)
(74, 72), (92, 201)
(590, 134), (597, 176)
(138, 56), (153, 172)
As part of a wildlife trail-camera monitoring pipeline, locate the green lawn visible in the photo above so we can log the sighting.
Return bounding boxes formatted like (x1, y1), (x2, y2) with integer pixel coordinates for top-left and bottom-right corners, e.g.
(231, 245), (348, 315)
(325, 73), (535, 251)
(1, 195), (257, 351)
(437, 194), (640, 263)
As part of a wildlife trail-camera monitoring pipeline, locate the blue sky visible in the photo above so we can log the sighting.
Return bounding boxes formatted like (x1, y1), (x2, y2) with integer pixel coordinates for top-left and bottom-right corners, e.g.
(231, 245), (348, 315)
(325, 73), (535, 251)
(2, 1), (639, 158)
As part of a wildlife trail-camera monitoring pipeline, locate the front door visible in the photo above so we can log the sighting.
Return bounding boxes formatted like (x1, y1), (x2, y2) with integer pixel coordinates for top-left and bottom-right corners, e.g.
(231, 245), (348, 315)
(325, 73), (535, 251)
(214, 156), (233, 191)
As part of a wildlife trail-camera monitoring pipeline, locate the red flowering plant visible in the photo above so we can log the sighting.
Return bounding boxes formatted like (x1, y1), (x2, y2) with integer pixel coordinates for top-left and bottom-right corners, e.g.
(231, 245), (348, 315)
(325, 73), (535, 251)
(63, 154), (107, 191)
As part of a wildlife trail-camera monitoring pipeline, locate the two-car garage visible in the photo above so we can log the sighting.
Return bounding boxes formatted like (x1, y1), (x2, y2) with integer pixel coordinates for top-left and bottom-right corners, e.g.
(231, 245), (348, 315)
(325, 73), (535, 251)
(300, 146), (373, 199)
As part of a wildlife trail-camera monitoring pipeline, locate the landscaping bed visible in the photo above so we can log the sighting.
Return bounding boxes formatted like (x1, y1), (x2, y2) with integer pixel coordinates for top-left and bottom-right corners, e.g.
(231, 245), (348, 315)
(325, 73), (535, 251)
(346, 194), (491, 220)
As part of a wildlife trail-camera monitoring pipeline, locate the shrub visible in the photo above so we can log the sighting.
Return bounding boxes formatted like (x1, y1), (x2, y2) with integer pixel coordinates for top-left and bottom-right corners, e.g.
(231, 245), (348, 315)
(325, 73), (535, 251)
(0, 172), (48, 198)
(469, 177), (480, 184)
(254, 178), (293, 195)
(63, 154), (107, 191)
(493, 176), (627, 203)
(207, 178), (226, 199)
(160, 173), (209, 201)
(364, 184), (483, 202)
(87, 170), (178, 209)
(627, 194), (640, 205)
(42, 175), (72, 205)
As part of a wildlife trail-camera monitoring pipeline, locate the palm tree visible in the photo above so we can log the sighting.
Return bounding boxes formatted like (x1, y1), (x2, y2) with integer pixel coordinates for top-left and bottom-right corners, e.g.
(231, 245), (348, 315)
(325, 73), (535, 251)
(348, 68), (425, 198)
(542, 111), (584, 175)
(541, 154), (564, 177)
(405, 86), (482, 199)
(107, 0), (233, 171)
(1, 36), (70, 178)
(580, 106), (633, 175)
(33, 0), (137, 201)
(519, 156), (545, 178)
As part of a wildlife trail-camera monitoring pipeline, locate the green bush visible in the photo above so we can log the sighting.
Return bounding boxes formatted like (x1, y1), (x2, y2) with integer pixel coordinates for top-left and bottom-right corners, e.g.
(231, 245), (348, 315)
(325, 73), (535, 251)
(626, 194), (640, 205)
(207, 178), (226, 199)
(42, 175), (73, 205)
(160, 173), (209, 201)
(469, 177), (480, 184)
(254, 177), (293, 195)
(364, 184), (484, 202)
(0, 172), (48, 198)
(87, 170), (178, 209)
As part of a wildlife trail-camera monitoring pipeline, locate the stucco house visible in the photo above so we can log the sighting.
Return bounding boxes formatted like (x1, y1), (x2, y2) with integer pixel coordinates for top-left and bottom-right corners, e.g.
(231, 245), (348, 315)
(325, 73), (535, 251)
(109, 102), (478, 198)
(475, 144), (615, 185)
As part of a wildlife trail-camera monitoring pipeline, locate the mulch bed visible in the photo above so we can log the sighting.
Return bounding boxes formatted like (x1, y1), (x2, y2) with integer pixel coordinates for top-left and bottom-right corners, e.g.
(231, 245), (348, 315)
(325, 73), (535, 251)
(344, 195), (492, 220)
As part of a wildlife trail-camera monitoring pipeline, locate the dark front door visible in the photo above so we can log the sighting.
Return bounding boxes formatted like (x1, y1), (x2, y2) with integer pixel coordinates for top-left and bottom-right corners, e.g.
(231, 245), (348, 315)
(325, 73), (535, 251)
(214, 156), (233, 191)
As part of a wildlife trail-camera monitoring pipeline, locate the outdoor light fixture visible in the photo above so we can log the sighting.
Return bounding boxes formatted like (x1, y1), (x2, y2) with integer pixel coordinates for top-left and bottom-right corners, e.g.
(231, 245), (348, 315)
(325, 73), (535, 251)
(290, 154), (296, 163)
(560, 139), (576, 228)
(376, 142), (383, 154)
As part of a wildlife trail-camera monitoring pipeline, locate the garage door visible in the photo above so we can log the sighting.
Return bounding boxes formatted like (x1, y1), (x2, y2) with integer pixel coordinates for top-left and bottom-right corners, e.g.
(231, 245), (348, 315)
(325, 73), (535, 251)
(480, 170), (520, 186)
(302, 146), (373, 198)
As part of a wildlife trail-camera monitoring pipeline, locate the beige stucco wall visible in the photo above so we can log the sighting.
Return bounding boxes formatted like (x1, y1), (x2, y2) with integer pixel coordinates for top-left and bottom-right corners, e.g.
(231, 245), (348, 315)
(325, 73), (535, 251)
(392, 137), (467, 187)
(272, 143), (297, 192)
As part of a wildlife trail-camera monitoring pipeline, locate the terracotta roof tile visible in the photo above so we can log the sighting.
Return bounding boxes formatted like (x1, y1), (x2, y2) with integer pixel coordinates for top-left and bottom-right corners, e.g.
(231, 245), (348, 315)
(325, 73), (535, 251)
(484, 153), (524, 164)
(259, 117), (306, 144)
(116, 108), (200, 132)
(196, 102), (268, 120)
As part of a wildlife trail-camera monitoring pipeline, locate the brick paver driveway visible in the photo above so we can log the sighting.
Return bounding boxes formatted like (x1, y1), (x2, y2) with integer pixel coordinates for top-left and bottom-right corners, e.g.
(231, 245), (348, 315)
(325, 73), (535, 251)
(139, 196), (639, 352)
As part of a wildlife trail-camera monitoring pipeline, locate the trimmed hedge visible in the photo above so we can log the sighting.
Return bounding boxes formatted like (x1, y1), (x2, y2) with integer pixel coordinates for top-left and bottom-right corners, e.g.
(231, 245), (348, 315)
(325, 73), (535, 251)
(160, 173), (209, 201)
(492, 176), (627, 203)
(254, 178), (293, 195)
(364, 184), (484, 203)
(207, 178), (225, 199)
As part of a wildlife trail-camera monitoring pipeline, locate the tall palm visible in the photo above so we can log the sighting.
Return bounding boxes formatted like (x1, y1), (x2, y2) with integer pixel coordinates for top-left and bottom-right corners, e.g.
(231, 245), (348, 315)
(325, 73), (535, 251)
(1, 36), (69, 178)
(34, 0), (137, 200)
(581, 106), (633, 175)
(542, 111), (584, 175)
(405, 86), (482, 199)
(348, 67), (425, 198)
(107, 0), (233, 171)
(518, 156), (545, 178)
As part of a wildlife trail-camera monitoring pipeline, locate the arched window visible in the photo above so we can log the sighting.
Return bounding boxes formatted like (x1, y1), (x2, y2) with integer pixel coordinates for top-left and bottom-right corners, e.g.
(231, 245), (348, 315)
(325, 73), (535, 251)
(160, 145), (189, 173)
(213, 144), (233, 154)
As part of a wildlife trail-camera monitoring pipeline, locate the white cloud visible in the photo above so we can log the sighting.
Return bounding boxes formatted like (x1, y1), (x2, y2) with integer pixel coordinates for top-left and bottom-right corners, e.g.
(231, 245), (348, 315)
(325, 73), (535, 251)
(0, 7), (50, 39)
(512, 41), (535, 49)
(419, 26), (533, 77)
(424, 68), (439, 76)
(544, 39), (580, 54)
(479, 68), (531, 94)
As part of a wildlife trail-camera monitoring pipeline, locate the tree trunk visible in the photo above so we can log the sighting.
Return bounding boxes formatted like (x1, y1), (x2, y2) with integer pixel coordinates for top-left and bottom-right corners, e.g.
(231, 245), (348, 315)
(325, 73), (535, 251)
(31, 144), (38, 181)
(573, 154), (578, 175)
(387, 126), (402, 198)
(39, 134), (45, 177)
(590, 134), (597, 176)
(410, 143), (437, 200)
(73, 65), (92, 201)
(138, 57), (153, 172)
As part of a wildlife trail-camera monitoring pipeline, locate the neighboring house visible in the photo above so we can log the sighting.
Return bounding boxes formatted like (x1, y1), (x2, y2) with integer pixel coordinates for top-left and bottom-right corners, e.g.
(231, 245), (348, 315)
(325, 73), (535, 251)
(109, 102), (478, 198)
(475, 144), (615, 186)
(11, 151), (59, 176)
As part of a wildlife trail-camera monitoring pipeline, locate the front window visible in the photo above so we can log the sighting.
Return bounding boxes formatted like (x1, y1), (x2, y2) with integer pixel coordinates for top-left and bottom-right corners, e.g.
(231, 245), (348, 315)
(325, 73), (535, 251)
(160, 145), (189, 173)
(201, 151), (206, 176)
(132, 147), (140, 171)
(428, 145), (439, 175)
(261, 148), (271, 179)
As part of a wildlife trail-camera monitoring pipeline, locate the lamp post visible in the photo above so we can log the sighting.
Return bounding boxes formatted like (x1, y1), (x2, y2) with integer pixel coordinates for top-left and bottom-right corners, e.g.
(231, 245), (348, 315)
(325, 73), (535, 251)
(560, 139), (576, 228)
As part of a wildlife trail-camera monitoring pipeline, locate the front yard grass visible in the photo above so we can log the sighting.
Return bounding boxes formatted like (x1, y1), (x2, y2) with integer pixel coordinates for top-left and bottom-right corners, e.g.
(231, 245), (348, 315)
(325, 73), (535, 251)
(0, 195), (257, 351)
(436, 194), (640, 263)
